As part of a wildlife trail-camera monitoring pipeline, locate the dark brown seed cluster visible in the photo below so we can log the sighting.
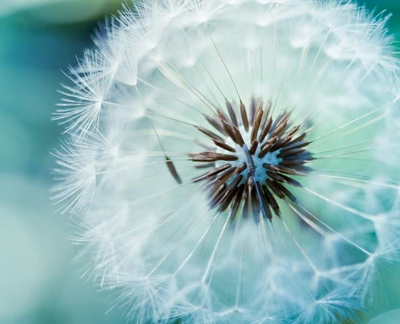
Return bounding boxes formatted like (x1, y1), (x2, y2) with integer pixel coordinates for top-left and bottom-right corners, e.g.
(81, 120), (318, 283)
(190, 98), (313, 222)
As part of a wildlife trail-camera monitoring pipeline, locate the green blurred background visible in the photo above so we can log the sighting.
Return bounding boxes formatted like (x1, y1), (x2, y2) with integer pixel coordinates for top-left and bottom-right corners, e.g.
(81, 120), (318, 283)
(0, 1), (398, 323)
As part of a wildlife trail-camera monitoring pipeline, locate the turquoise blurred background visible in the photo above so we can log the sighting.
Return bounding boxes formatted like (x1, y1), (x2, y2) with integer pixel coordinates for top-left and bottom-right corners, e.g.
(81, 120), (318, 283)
(0, 1), (127, 323)
(0, 1), (398, 323)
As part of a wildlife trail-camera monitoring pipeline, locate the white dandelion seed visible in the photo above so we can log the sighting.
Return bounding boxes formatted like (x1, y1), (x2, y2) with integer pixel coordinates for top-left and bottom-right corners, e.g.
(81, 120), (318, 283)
(53, 0), (400, 323)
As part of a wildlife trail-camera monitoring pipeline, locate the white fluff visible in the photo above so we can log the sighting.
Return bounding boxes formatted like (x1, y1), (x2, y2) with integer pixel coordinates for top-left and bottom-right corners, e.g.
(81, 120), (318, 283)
(53, 0), (400, 323)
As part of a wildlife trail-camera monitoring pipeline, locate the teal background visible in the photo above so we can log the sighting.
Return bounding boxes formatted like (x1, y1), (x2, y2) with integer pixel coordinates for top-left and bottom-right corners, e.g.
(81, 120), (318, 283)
(0, 1), (398, 323)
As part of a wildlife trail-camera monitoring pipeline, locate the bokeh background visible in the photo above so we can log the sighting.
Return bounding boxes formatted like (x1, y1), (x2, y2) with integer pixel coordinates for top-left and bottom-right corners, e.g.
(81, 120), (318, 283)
(0, 1), (399, 323)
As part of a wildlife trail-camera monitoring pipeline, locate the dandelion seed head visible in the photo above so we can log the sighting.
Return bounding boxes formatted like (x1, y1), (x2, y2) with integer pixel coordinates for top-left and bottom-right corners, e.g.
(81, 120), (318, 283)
(53, 0), (400, 322)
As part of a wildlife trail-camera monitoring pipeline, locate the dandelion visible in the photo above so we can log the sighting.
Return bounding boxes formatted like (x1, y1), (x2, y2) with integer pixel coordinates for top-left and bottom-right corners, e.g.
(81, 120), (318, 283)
(53, 0), (400, 323)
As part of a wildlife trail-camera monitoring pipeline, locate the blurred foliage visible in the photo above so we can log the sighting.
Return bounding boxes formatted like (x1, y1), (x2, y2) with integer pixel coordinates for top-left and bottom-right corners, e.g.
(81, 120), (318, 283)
(0, 0), (399, 323)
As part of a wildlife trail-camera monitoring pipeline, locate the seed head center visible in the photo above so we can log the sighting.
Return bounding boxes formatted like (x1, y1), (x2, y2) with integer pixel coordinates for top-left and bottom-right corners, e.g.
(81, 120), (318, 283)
(189, 98), (313, 222)
(216, 125), (283, 187)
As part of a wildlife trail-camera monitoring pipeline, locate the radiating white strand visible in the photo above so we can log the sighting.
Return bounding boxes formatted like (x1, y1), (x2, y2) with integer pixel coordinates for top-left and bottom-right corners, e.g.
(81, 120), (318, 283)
(53, 0), (400, 323)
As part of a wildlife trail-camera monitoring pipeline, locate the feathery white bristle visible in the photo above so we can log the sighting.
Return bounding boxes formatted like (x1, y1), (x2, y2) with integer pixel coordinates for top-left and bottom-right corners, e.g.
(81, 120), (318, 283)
(53, 0), (400, 323)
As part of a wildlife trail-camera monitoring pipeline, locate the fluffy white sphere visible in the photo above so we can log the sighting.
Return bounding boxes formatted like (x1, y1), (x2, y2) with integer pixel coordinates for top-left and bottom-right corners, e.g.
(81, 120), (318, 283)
(53, 0), (400, 323)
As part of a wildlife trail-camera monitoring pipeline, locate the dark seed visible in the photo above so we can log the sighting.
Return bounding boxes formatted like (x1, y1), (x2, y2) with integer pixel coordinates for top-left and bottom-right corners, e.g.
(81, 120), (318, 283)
(196, 126), (224, 142)
(259, 117), (273, 142)
(213, 140), (236, 153)
(192, 164), (232, 182)
(251, 106), (263, 143)
(226, 101), (238, 127)
(240, 101), (249, 132)
(165, 156), (182, 185)
(249, 140), (259, 155)
(190, 152), (239, 162)
(205, 114), (226, 135)
(230, 185), (245, 222)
